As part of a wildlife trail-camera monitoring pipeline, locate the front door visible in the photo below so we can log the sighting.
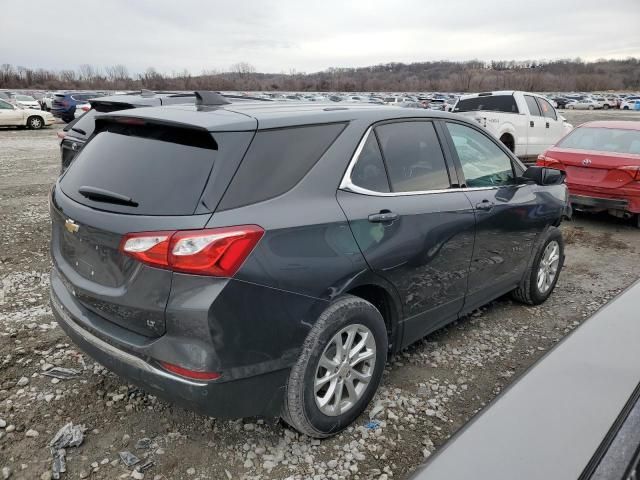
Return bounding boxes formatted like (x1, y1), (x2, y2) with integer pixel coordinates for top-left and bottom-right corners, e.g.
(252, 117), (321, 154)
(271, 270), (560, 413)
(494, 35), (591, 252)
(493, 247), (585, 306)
(0, 99), (22, 126)
(443, 121), (544, 311)
(338, 120), (476, 345)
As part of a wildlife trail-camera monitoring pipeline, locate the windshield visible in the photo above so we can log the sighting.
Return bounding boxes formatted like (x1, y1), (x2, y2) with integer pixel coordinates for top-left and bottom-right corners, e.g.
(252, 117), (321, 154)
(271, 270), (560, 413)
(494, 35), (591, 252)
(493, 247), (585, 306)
(557, 127), (640, 155)
(15, 95), (35, 101)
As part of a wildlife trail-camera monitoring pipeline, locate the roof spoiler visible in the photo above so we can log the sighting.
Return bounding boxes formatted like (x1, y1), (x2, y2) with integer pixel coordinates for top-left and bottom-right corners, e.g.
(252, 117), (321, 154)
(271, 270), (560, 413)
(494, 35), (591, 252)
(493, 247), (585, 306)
(195, 91), (231, 107)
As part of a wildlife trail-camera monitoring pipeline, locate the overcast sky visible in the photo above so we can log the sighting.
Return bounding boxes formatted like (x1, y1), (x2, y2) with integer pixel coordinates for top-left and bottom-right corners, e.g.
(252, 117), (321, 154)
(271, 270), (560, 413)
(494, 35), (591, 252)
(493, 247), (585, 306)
(2, 0), (639, 74)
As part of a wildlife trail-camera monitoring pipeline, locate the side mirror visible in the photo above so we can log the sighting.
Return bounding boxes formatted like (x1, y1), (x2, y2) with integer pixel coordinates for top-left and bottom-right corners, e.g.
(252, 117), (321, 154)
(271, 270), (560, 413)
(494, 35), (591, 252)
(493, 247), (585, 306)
(521, 166), (566, 186)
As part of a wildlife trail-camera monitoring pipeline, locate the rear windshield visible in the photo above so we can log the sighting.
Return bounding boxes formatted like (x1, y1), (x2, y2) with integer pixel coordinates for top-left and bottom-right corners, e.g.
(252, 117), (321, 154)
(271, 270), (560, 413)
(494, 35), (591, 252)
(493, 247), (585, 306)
(454, 95), (519, 113)
(67, 103), (135, 138)
(60, 124), (218, 215)
(557, 127), (640, 155)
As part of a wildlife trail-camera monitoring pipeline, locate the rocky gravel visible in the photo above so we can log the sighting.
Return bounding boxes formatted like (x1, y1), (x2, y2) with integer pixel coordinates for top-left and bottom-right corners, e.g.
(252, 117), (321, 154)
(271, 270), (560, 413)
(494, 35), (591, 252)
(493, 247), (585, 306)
(1, 118), (639, 479)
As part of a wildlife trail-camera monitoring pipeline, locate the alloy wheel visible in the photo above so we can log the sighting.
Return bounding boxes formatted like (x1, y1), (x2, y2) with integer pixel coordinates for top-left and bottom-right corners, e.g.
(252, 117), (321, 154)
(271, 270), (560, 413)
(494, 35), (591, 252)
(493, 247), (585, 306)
(537, 240), (560, 294)
(314, 324), (376, 416)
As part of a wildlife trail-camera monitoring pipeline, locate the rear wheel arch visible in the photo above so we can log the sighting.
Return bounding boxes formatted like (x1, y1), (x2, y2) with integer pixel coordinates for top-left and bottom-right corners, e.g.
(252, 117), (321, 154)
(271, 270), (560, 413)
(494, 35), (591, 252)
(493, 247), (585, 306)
(346, 282), (402, 352)
(499, 132), (515, 152)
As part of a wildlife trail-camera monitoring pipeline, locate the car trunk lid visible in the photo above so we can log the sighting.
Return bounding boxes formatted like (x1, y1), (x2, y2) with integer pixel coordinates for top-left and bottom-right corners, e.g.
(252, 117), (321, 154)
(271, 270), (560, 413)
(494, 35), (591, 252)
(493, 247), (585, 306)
(545, 148), (640, 189)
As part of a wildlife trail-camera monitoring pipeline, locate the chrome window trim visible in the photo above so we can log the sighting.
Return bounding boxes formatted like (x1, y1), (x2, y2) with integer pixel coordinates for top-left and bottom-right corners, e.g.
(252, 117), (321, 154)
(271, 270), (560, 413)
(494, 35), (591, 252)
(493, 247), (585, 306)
(339, 126), (501, 197)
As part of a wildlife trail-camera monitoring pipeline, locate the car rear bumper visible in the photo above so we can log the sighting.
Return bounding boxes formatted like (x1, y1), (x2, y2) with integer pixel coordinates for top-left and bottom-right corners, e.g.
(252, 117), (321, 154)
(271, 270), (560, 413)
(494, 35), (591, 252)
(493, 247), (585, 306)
(50, 268), (288, 418)
(569, 188), (640, 214)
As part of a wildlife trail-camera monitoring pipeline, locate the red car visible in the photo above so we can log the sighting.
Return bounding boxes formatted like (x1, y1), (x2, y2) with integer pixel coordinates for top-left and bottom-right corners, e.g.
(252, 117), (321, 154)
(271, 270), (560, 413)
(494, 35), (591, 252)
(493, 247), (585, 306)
(537, 121), (640, 227)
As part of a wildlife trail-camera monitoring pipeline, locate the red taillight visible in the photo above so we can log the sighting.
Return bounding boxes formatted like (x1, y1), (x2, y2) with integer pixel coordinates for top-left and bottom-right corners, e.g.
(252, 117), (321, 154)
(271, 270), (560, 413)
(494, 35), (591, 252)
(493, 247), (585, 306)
(57, 131), (66, 139)
(618, 165), (640, 181)
(537, 154), (563, 169)
(159, 362), (221, 381)
(81, 105), (91, 112)
(119, 225), (264, 277)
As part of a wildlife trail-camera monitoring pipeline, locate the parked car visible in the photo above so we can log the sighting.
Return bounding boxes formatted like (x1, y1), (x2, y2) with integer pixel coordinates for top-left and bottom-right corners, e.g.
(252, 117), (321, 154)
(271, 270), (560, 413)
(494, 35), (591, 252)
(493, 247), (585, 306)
(73, 103), (91, 119)
(51, 92), (101, 122)
(566, 98), (601, 110)
(453, 91), (573, 161)
(537, 120), (640, 227)
(50, 97), (569, 438)
(410, 279), (640, 480)
(11, 94), (41, 110)
(0, 98), (54, 129)
(620, 97), (640, 110)
(426, 99), (447, 110)
(39, 93), (55, 111)
(551, 96), (571, 109)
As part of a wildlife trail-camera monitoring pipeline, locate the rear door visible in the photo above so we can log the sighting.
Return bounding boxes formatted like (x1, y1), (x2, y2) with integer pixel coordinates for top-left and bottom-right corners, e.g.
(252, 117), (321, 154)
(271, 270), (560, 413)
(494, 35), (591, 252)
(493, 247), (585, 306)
(536, 96), (565, 150)
(337, 120), (476, 345)
(523, 94), (547, 156)
(52, 119), (255, 337)
(442, 120), (545, 310)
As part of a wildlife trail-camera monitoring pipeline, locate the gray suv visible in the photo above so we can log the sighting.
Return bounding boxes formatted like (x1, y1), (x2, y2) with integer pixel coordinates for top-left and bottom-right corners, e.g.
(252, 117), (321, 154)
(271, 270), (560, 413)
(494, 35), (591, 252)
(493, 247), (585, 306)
(50, 96), (569, 437)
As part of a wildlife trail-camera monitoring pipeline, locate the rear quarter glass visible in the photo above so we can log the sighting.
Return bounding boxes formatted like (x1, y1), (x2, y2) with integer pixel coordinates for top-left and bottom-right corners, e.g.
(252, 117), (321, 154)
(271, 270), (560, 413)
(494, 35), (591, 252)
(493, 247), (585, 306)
(60, 126), (218, 216)
(218, 122), (346, 211)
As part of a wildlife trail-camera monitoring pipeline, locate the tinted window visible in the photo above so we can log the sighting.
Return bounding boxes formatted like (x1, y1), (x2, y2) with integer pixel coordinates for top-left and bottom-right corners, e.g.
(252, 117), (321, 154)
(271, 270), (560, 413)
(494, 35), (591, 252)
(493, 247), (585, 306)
(537, 98), (557, 120)
(525, 95), (542, 116)
(375, 121), (450, 192)
(557, 127), (640, 155)
(454, 95), (519, 113)
(68, 110), (98, 137)
(60, 126), (218, 215)
(219, 123), (346, 210)
(350, 133), (390, 192)
(0, 99), (12, 109)
(446, 123), (515, 187)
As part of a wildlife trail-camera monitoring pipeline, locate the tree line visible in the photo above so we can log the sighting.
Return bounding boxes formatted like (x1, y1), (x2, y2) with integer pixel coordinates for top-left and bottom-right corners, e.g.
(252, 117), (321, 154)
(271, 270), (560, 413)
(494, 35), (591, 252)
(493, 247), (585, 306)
(1, 58), (639, 92)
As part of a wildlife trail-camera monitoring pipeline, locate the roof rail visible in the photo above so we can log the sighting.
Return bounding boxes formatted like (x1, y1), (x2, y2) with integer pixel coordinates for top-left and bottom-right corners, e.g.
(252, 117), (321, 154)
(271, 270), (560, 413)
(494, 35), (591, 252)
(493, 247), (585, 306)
(195, 91), (231, 107)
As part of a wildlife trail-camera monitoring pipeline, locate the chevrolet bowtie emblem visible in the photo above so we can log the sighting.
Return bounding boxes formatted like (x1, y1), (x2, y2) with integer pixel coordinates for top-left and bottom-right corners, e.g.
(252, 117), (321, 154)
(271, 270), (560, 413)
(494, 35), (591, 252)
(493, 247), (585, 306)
(64, 219), (79, 233)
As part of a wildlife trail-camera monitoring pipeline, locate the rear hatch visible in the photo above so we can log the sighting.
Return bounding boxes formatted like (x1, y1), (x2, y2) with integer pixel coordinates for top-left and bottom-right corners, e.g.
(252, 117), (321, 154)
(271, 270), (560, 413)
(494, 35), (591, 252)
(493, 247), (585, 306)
(547, 149), (640, 189)
(51, 117), (252, 337)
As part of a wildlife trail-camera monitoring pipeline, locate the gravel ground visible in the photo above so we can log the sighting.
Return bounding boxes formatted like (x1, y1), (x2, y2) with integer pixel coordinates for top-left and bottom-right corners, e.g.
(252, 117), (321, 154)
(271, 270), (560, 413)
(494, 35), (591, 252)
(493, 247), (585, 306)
(1, 110), (639, 480)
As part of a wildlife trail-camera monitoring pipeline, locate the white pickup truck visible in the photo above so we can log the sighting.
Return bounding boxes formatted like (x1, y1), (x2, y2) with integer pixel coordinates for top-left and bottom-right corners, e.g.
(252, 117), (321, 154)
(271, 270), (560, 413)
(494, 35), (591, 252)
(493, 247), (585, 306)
(453, 91), (573, 161)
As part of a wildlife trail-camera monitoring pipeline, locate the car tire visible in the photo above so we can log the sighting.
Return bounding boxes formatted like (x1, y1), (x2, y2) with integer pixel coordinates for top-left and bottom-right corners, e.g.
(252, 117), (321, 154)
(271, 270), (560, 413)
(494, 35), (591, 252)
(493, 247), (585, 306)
(512, 227), (564, 305)
(281, 295), (388, 438)
(623, 106), (630, 110)
(588, 105), (594, 110)
(27, 116), (44, 130)
(603, 104), (609, 110)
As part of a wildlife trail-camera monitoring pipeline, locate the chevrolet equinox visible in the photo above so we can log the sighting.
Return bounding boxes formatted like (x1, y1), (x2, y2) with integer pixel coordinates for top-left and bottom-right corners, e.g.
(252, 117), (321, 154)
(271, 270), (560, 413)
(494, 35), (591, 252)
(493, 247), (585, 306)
(50, 94), (569, 437)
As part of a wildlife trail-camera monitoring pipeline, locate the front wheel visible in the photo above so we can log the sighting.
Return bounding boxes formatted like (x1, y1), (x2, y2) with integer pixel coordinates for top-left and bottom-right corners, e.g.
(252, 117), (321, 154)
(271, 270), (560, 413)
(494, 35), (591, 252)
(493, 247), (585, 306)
(27, 116), (43, 129)
(588, 105), (595, 110)
(282, 295), (388, 438)
(603, 104), (610, 110)
(512, 227), (564, 305)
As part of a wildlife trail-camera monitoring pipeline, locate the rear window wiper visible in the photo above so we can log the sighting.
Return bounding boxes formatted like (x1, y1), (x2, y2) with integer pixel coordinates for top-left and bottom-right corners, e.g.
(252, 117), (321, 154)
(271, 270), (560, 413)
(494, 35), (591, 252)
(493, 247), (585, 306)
(78, 186), (138, 207)
(71, 127), (87, 135)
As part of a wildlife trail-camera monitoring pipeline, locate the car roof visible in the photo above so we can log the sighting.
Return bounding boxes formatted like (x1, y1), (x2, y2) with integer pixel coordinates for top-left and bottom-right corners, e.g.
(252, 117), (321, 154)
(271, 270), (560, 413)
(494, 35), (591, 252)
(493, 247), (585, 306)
(99, 102), (461, 131)
(578, 120), (640, 131)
